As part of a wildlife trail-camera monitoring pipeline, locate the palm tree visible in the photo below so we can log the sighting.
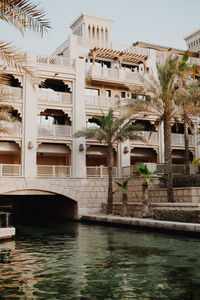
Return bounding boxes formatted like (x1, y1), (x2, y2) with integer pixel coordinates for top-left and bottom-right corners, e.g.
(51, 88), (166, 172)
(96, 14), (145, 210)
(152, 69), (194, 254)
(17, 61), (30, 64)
(175, 81), (200, 174)
(115, 178), (129, 217)
(74, 108), (143, 214)
(0, 0), (50, 131)
(133, 163), (160, 217)
(124, 55), (189, 202)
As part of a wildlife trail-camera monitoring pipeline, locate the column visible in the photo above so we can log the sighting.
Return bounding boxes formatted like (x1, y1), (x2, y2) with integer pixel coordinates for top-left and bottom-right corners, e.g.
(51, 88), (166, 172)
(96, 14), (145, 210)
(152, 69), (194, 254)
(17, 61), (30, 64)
(72, 58), (86, 177)
(22, 55), (37, 177)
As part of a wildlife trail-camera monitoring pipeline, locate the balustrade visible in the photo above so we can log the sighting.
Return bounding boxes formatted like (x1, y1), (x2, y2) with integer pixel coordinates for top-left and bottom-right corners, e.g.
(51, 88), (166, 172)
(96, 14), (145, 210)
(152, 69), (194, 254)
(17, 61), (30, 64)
(171, 133), (194, 145)
(36, 55), (74, 67)
(85, 95), (117, 108)
(37, 124), (71, 138)
(86, 166), (117, 177)
(0, 85), (22, 102)
(37, 89), (72, 105)
(0, 164), (21, 176)
(37, 165), (71, 177)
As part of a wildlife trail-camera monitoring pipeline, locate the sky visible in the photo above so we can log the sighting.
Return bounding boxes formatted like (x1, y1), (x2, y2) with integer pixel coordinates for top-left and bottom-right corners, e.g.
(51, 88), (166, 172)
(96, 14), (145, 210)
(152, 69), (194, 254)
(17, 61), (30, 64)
(1, 0), (200, 55)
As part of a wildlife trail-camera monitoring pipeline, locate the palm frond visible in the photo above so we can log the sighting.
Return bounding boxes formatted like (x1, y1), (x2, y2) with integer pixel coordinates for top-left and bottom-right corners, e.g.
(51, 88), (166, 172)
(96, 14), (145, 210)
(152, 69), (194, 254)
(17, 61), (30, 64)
(0, 0), (51, 36)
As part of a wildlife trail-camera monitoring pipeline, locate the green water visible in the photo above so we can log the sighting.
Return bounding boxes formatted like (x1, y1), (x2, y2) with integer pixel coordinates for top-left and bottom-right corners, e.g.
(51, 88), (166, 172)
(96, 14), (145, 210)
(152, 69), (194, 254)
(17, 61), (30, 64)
(0, 222), (200, 300)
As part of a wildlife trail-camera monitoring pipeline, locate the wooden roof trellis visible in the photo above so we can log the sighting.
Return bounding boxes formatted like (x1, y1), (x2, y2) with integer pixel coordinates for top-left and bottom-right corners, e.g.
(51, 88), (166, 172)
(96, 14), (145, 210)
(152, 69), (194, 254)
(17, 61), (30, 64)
(88, 47), (148, 67)
(133, 41), (199, 58)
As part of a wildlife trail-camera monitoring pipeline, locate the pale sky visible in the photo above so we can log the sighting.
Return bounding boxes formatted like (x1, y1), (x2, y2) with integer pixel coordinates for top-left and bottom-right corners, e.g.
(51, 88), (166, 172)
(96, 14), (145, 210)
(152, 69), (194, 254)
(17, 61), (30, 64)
(1, 0), (200, 55)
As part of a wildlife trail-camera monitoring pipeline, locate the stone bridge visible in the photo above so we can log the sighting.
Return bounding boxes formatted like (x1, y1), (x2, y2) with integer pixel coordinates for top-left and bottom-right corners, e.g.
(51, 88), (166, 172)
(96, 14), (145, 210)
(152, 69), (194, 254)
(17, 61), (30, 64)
(0, 177), (111, 219)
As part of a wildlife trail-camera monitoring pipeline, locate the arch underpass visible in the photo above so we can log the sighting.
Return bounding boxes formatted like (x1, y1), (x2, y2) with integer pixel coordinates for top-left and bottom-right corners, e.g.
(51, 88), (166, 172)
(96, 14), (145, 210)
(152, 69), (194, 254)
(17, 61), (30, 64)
(0, 190), (78, 224)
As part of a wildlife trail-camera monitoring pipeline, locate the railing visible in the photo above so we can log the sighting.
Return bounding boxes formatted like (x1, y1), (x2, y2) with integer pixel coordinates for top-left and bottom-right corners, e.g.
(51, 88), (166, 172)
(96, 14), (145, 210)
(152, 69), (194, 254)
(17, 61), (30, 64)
(86, 166), (117, 177)
(0, 85), (23, 102)
(37, 88), (72, 105)
(86, 65), (142, 84)
(37, 124), (71, 138)
(122, 163), (185, 177)
(36, 55), (74, 67)
(37, 165), (71, 177)
(2, 123), (22, 136)
(171, 133), (194, 145)
(85, 95), (118, 108)
(136, 131), (158, 143)
(0, 164), (21, 176)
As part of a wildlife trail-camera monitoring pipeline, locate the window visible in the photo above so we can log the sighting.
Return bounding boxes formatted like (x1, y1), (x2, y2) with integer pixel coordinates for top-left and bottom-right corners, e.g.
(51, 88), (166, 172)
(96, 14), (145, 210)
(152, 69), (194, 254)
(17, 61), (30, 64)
(106, 90), (111, 97)
(122, 63), (138, 72)
(85, 88), (100, 96)
(95, 59), (111, 68)
(131, 93), (147, 101)
(121, 91), (126, 98)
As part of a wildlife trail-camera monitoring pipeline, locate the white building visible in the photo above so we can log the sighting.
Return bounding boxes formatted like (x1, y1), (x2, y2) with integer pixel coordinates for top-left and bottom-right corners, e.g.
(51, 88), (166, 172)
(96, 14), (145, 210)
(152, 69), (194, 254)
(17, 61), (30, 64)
(0, 12), (200, 180)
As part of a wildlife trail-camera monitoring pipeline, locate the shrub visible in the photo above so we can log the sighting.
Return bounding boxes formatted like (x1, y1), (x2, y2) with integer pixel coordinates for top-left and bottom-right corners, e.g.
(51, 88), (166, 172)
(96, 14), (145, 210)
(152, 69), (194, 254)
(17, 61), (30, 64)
(154, 208), (200, 223)
(159, 174), (200, 188)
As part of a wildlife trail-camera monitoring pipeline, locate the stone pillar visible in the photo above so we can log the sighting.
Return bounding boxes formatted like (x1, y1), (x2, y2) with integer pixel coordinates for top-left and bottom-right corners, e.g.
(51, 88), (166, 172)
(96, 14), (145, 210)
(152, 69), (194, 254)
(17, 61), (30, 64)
(120, 141), (131, 177)
(72, 58), (86, 177)
(22, 72), (37, 177)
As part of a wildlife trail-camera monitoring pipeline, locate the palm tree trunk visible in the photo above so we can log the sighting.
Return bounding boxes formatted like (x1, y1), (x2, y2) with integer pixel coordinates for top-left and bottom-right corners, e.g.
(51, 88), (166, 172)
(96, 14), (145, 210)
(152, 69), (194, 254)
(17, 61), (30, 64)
(106, 144), (113, 214)
(184, 115), (190, 174)
(164, 113), (174, 202)
(142, 181), (149, 217)
(121, 193), (127, 217)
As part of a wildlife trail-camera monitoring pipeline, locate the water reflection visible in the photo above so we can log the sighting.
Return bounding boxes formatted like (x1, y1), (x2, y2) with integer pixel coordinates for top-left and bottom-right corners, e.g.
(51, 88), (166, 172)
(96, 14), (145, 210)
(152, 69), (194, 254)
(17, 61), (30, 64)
(0, 222), (200, 299)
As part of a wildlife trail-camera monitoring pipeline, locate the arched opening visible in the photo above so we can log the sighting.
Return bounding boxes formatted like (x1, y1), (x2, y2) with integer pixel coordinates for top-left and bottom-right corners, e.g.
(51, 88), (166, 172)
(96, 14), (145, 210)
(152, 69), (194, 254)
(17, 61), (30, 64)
(130, 147), (157, 165)
(0, 192), (78, 224)
(172, 149), (193, 164)
(39, 79), (71, 93)
(6, 74), (22, 88)
(37, 143), (71, 177)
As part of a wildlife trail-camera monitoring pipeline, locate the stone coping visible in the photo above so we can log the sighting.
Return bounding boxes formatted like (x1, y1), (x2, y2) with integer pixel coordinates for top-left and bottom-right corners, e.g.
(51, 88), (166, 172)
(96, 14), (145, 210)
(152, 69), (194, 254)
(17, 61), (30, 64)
(112, 202), (200, 207)
(0, 227), (15, 241)
(81, 214), (200, 233)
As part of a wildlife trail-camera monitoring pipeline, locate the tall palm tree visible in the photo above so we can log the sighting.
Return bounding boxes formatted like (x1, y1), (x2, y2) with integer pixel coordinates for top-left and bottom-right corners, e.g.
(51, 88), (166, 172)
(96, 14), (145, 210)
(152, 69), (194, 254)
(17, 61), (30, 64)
(175, 81), (200, 173)
(0, 0), (50, 131)
(74, 108), (143, 214)
(124, 55), (188, 202)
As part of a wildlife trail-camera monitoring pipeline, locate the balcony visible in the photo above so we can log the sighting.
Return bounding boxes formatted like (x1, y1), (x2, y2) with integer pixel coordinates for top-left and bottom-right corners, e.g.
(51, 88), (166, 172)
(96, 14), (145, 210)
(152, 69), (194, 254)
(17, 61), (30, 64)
(0, 123), (22, 138)
(0, 164), (21, 176)
(171, 133), (194, 146)
(131, 131), (158, 144)
(86, 166), (117, 177)
(37, 165), (71, 177)
(86, 65), (142, 87)
(37, 124), (72, 138)
(85, 95), (118, 108)
(37, 88), (72, 106)
(36, 55), (74, 67)
(0, 85), (23, 102)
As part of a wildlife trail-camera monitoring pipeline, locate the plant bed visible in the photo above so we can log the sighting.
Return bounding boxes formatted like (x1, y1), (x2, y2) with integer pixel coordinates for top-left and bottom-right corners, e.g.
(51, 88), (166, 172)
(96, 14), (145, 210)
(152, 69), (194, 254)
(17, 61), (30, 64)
(154, 208), (200, 223)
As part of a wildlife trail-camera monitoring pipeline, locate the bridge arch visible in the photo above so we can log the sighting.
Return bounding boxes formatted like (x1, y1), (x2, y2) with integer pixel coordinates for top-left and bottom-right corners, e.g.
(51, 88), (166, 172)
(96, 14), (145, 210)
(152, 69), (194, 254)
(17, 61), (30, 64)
(0, 183), (79, 222)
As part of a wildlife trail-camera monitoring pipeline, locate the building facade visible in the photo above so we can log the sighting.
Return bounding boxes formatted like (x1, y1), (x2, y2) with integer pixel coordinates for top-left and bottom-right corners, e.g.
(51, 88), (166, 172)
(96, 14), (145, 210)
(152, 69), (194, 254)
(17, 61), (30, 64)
(0, 12), (200, 181)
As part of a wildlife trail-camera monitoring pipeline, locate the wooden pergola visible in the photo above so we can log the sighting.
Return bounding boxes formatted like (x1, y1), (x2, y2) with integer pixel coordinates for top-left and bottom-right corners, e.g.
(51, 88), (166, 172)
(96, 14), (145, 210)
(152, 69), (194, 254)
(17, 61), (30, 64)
(88, 47), (148, 69)
(133, 41), (199, 58)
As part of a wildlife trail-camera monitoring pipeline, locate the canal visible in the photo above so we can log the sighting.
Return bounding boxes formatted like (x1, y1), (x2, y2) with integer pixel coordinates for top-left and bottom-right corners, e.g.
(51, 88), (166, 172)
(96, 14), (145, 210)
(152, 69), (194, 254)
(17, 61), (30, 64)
(0, 221), (200, 300)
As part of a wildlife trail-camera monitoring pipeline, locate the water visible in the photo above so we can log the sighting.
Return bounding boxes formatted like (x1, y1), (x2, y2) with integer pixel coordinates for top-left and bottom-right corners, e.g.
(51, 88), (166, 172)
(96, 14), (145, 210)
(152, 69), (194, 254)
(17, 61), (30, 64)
(0, 221), (200, 300)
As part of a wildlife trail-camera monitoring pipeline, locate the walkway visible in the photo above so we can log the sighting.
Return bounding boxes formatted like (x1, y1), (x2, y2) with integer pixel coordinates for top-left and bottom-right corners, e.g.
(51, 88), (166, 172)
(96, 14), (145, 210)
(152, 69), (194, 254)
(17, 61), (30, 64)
(81, 214), (200, 234)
